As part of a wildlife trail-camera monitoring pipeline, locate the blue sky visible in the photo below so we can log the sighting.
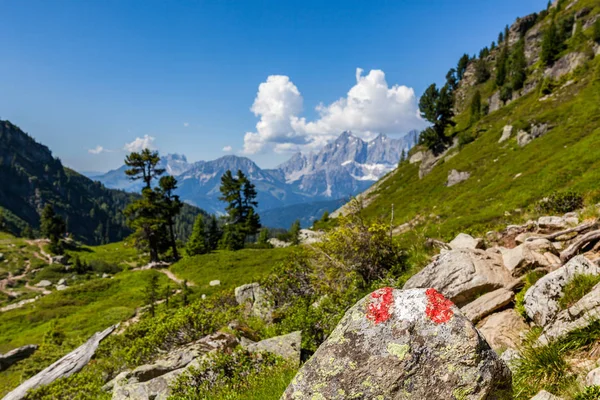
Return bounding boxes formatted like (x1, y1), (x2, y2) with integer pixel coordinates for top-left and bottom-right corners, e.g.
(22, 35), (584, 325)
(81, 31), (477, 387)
(0, 0), (548, 172)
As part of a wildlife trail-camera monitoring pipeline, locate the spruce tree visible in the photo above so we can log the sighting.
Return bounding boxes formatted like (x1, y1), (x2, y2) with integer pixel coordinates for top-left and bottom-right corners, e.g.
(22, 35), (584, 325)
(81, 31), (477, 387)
(206, 215), (221, 251)
(40, 204), (66, 254)
(445, 69), (457, 91)
(289, 220), (301, 245)
(474, 59), (490, 84)
(496, 44), (509, 87)
(124, 149), (165, 189)
(510, 39), (527, 91)
(456, 54), (470, 81)
(186, 214), (207, 256)
(541, 21), (560, 66)
(257, 228), (270, 246)
(181, 280), (189, 306)
(593, 18), (600, 44)
(470, 90), (482, 123)
(157, 176), (183, 260)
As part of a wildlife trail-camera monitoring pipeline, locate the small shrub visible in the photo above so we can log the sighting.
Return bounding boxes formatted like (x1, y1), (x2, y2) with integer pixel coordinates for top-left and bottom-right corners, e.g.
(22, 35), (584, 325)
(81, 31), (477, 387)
(559, 274), (600, 310)
(458, 131), (476, 147)
(89, 260), (122, 275)
(575, 386), (600, 400)
(538, 191), (584, 214)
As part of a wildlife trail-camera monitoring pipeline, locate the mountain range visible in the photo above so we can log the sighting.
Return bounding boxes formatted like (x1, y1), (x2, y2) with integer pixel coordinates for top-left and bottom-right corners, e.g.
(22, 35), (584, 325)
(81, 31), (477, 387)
(92, 130), (418, 227)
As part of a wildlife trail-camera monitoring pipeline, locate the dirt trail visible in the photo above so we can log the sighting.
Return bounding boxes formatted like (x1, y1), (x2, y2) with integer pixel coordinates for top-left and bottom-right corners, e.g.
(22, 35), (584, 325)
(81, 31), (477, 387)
(133, 262), (195, 286)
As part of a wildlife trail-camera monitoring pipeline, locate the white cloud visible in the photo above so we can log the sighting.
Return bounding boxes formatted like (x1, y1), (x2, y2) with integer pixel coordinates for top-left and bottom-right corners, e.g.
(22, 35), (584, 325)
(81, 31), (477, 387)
(123, 135), (156, 152)
(243, 68), (427, 154)
(222, 145), (233, 152)
(88, 145), (106, 154)
(183, 122), (189, 127)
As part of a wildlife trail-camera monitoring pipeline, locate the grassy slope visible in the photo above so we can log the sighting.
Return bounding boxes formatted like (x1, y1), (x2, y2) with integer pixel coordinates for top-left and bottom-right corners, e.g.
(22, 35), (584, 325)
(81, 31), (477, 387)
(171, 247), (293, 296)
(362, 56), (600, 241)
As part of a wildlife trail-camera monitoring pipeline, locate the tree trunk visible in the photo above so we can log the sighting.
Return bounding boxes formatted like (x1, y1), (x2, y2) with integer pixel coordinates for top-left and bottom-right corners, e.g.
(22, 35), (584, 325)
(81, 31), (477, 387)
(168, 217), (179, 260)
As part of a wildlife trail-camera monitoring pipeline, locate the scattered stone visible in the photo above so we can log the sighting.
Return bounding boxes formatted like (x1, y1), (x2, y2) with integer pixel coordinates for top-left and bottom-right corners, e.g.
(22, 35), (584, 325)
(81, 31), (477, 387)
(501, 238), (558, 277)
(524, 255), (600, 327)
(489, 91), (502, 113)
(282, 288), (512, 400)
(0, 345), (38, 372)
(449, 233), (484, 250)
(586, 366), (600, 386)
(243, 331), (301, 365)
(58, 278), (66, 286)
(404, 249), (514, 307)
(517, 130), (532, 147)
(461, 288), (514, 323)
(51, 255), (68, 265)
(477, 309), (528, 351)
(499, 125), (513, 143)
(299, 229), (323, 245)
(234, 282), (272, 321)
(530, 390), (564, 400)
(102, 273), (110, 278)
(35, 280), (52, 288)
(209, 280), (220, 286)
(409, 151), (424, 164)
(267, 238), (291, 248)
(56, 285), (68, 291)
(446, 169), (471, 187)
(4, 325), (116, 400)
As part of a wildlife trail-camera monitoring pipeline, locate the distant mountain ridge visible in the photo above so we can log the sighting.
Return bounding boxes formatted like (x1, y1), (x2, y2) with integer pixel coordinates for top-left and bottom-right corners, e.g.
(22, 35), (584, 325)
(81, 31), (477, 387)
(92, 130), (419, 225)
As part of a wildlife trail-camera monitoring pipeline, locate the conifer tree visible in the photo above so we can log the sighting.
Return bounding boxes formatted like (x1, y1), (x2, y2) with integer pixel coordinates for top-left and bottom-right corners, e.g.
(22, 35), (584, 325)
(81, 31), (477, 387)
(289, 220), (301, 245)
(124, 149), (165, 189)
(593, 18), (600, 44)
(456, 54), (470, 81)
(145, 273), (159, 317)
(257, 228), (270, 246)
(206, 215), (221, 251)
(541, 20), (560, 66)
(40, 204), (66, 254)
(474, 58), (490, 84)
(496, 44), (509, 87)
(470, 90), (482, 123)
(157, 176), (183, 260)
(510, 39), (527, 91)
(186, 214), (207, 256)
(181, 280), (189, 306)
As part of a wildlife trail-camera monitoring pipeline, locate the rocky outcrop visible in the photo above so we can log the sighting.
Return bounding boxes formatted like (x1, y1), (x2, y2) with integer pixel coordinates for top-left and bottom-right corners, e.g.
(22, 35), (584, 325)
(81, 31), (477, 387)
(517, 123), (551, 147)
(544, 52), (589, 80)
(267, 238), (291, 248)
(446, 169), (471, 187)
(404, 249), (515, 307)
(499, 125), (513, 143)
(501, 238), (559, 277)
(4, 325), (117, 400)
(242, 331), (301, 365)
(477, 310), (529, 351)
(234, 282), (273, 321)
(524, 256), (600, 326)
(409, 150), (424, 164)
(449, 233), (484, 250)
(461, 288), (514, 323)
(282, 287), (512, 399)
(110, 331), (238, 400)
(489, 91), (502, 113)
(299, 229), (323, 244)
(0, 344), (38, 372)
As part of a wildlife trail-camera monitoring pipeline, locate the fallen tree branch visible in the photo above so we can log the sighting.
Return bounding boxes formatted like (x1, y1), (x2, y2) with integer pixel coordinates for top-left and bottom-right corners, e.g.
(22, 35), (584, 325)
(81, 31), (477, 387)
(560, 229), (600, 263)
(526, 221), (597, 242)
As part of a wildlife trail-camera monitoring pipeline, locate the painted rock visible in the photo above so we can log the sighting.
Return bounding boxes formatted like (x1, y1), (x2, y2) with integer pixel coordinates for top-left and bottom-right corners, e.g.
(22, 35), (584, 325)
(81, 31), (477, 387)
(282, 288), (512, 400)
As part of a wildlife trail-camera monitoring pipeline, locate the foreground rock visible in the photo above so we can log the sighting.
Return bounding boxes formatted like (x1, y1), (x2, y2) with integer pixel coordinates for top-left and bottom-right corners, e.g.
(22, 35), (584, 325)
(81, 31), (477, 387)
(501, 238), (559, 277)
(461, 288), (514, 323)
(4, 325), (117, 400)
(234, 282), (273, 321)
(242, 331), (301, 365)
(477, 309), (529, 351)
(282, 287), (512, 399)
(404, 249), (514, 306)
(110, 332), (238, 400)
(524, 256), (600, 326)
(0, 344), (38, 372)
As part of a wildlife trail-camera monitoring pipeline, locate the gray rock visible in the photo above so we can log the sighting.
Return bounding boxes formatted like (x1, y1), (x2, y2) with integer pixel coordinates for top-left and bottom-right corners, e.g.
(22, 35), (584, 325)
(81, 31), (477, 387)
(447, 169), (471, 187)
(0, 345), (38, 372)
(524, 256), (600, 327)
(489, 91), (502, 113)
(209, 280), (220, 286)
(4, 325), (116, 400)
(499, 125), (513, 143)
(58, 278), (66, 286)
(35, 280), (52, 288)
(51, 255), (68, 265)
(404, 248), (515, 307)
(538, 216), (567, 230)
(56, 284), (68, 291)
(234, 282), (273, 321)
(530, 390), (564, 400)
(243, 331), (301, 365)
(544, 52), (589, 80)
(500, 349), (521, 373)
(461, 288), (514, 323)
(501, 238), (558, 277)
(449, 233), (484, 250)
(267, 238), (291, 248)
(517, 130), (533, 147)
(409, 150), (424, 164)
(282, 288), (512, 399)
(586, 366), (600, 386)
(477, 309), (528, 351)
(235, 282), (260, 305)
(298, 229), (323, 245)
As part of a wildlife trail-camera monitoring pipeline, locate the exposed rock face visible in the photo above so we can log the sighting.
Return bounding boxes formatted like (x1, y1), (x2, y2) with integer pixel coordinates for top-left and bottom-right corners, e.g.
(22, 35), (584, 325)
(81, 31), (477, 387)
(409, 151), (424, 164)
(282, 288), (512, 400)
(540, 281), (600, 345)
(476, 310), (528, 351)
(517, 123), (550, 147)
(447, 169), (471, 187)
(538, 216), (568, 230)
(404, 249), (514, 307)
(507, 13), (538, 46)
(267, 238), (291, 248)
(449, 233), (484, 250)
(499, 125), (513, 143)
(544, 52), (589, 80)
(501, 238), (558, 277)
(524, 256), (600, 326)
(0, 344), (38, 372)
(298, 229), (323, 244)
(243, 331), (301, 365)
(110, 332), (238, 400)
(489, 91), (502, 113)
(461, 288), (514, 323)
(4, 325), (116, 400)
(234, 282), (272, 321)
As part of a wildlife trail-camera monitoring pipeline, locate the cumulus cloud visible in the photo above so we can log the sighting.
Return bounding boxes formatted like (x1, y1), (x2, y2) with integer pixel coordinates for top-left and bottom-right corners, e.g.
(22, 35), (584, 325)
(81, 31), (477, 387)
(222, 145), (233, 152)
(243, 68), (427, 154)
(123, 135), (156, 152)
(88, 145), (106, 154)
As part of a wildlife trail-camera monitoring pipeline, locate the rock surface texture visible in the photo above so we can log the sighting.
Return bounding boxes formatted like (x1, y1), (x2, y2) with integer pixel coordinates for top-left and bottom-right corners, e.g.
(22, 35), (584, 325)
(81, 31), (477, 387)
(446, 169), (471, 187)
(234, 282), (273, 321)
(449, 233), (484, 250)
(523, 255), (600, 326)
(461, 288), (514, 323)
(404, 249), (514, 307)
(530, 390), (564, 400)
(502, 238), (559, 277)
(476, 309), (529, 351)
(282, 287), (512, 400)
(0, 344), (38, 372)
(4, 325), (117, 400)
(242, 331), (301, 365)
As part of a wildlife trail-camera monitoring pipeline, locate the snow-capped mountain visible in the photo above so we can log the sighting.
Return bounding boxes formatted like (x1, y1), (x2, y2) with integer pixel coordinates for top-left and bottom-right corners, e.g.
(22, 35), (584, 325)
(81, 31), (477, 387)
(90, 130), (418, 224)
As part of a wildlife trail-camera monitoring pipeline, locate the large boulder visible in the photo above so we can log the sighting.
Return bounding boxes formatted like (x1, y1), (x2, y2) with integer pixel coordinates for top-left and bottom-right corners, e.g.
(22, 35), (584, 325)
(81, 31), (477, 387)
(524, 256), (600, 327)
(234, 282), (273, 321)
(501, 238), (559, 277)
(242, 331), (301, 365)
(449, 233), (484, 250)
(110, 332), (238, 400)
(499, 125), (513, 143)
(282, 287), (512, 399)
(477, 309), (529, 352)
(461, 288), (514, 323)
(0, 345), (38, 372)
(404, 249), (514, 307)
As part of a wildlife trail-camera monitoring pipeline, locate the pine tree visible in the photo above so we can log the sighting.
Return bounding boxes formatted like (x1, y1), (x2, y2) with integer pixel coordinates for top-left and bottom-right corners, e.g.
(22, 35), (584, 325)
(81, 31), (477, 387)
(40, 204), (66, 254)
(498, 31), (504, 44)
(456, 54), (470, 81)
(186, 214), (207, 256)
(445, 68), (457, 91)
(541, 20), (560, 66)
(496, 44), (509, 87)
(157, 176), (183, 260)
(418, 83), (455, 151)
(145, 273), (160, 317)
(470, 90), (482, 123)
(289, 220), (301, 245)
(510, 39), (527, 91)
(124, 149), (165, 189)
(321, 211), (330, 223)
(474, 59), (490, 84)
(206, 215), (221, 251)
(181, 280), (189, 306)
(257, 228), (270, 246)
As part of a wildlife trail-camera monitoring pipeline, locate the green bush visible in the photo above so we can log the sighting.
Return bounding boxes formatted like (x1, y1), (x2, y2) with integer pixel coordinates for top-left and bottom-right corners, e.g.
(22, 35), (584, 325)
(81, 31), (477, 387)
(89, 260), (122, 275)
(538, 191), (584, 214)
(458, 131), (476, 147)
(575, 385), (600, 400)
(559, 274), (600, 310)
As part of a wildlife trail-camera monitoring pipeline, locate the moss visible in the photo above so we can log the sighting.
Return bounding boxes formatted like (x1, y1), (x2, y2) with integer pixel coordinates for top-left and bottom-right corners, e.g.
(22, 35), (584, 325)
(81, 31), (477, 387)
(387, 343), (410, 360)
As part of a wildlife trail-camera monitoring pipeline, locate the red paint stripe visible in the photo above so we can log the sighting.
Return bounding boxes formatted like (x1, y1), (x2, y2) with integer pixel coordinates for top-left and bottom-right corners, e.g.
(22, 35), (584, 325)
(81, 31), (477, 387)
(425, 288), (454, 324)
(366, 287), (394, 324)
